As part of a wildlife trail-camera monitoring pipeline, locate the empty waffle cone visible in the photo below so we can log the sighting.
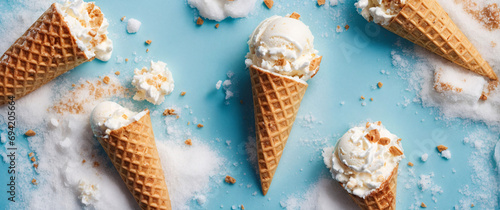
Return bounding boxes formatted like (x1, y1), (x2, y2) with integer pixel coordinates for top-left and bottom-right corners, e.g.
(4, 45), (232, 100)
(346, 165), (399, 210)
(97, 110), (172, 210)
(0, 3), (92, 105)
(383, 0), (497, 80)
(249, 63), (317, 195)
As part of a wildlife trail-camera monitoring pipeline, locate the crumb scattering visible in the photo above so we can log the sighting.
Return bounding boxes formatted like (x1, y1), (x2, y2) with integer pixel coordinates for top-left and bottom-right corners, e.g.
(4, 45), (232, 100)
(360, 96), (365, 100)
(181, 92), (186, 96)
(290, 12), (300, 20)
(241, 205), (245, 210)
(185, 139), (192, 146)
(32, 179), (37, 185)
(345, 24), (350, 30)
(377, 82), (383, 88)
(318, 0), (325, 6)
(437, 145), (448, 152)
(264, 0), (273, 9)
(145, 40), (152, 45)
(25, 129), (36, 136)
(196, 17), (204, 25)
(215, 23), (220, 29)
(225, 175), (236, 184)
(115, 71), (120, 75)
(33, 164), (38, 169)
(120, 16), (126, 21)
(31, 157), (36, 162)
(93, 161), (100, 167)
(197, 124), (204, 128)
(408, 162), (414, 167)
(29, 152), (34, 157)
(421, 202), (427, 208)
(163, 109), (176, 116)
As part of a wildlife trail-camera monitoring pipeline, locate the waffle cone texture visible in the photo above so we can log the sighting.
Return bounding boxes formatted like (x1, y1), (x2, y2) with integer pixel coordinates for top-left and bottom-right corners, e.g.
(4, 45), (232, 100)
(249, 58), (321, 195)
(97, 111), (172, 210)
(346, 165), (399, 210)
(0, 3), (91, 105)
(383, 0), (497, 80)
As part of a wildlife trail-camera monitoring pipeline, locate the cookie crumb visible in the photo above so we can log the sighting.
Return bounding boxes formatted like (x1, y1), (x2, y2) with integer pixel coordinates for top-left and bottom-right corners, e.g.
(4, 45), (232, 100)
(93, 161), (100, 167)
(318, 0), (325, 5)
(225, 175), (236, 184)
(378, 137), (390, 145)
(492, 41), (497, 48)
(25, 129), (36, 136)
(103, 76), (110, 84)
(72, 84), (76, 87)
(180, 91), (186, 96)
(241, 205), (245, 210)
(196, 17), (204, 25)
(240, 100), (243, 104)
(121, 16), (125, 21)
(31, 157), (36, 162)
(146, 49), (149, 53)
(370, 98), (373, 101)
(185, 139), (192, 146)
(345, 24), (350, 30)
(115, 71), (120, 75)
(471, 204), (474, 207)
(33, 164), (38, 169)
(408, 162), (414, 167)
(378, 82), (383, 88)
(32, 179), (37, 185)
(360, 96), (365, 100)
(82, 159), (86, 164)
(125, 58), (129, 62)
(215, 23), (220, 29)
(29, 152), (34, 157)
(264, 0), (273, 9)
(421, 202), (427, 208)
(290, 12), (300, 20)
(145, 40), (152, 45)
(197, 124), (204, 128)
(437, 145), (448, 153)
(389, 146), (403, 156)
(176, 115), (180, 119)
(187, 122), (190, 125)
(163, 109), (176, 116)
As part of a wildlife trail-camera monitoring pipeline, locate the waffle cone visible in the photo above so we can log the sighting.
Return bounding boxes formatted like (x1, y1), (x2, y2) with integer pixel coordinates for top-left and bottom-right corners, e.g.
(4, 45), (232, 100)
(97, 111), (172, 210)
(345, 165), (399, 210)
(0, 3), (92, 105)
(383, 0), (497, 80)
(249, 59), (321, 195)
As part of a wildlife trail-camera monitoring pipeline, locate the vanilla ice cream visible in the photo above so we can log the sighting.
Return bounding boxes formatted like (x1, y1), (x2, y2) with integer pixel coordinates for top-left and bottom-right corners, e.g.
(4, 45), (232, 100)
(355, 0), (406, 25)
(245, 15), (321, 81)
(323, 122), (405, 198)
(90, 101), (147, 138)
(131, 61), (175, 105)
(55, 0), (113, 61)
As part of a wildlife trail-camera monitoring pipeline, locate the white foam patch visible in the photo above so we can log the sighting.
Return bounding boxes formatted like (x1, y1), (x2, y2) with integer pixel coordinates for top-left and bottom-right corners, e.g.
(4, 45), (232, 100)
(280, 178), (357, 209)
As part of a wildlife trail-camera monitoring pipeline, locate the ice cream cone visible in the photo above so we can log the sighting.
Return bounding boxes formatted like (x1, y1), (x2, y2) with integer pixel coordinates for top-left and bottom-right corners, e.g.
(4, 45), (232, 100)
(97, 110), (172, 210)
(383, 0), (497, 80)
(249, 64), (309, 195)
(0, 3), (93, 105)
(346, 165), (399, 210)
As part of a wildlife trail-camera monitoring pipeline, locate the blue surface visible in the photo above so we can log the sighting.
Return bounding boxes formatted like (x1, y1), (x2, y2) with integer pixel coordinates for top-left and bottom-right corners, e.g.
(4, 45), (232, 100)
(0, 0), (498, 209)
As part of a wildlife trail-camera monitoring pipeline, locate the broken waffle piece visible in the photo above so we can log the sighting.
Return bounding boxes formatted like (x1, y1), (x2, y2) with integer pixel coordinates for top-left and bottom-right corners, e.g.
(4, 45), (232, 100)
(437, 145), (448, 153)
(264, 0), (273, 9)
(289, 12), (300, 20)
(225, 175), (236, 184)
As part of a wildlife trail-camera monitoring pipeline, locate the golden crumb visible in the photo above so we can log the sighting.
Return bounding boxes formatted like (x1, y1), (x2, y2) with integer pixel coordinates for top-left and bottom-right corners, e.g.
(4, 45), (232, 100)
(360, 96), (365, 100)
(492, 41), (497, 48)
(82, 159), (86, 164)
(365, 129), (380, 143)
(437, 145), (448, 152)
(25, 129), (36, 137)
(125, 58), (129, 62)
(471, 203), (474, 207)
(122, 114), (128, 120)
(397, 138), (402, 142)
(145, 40), (152, 45)
(121, 16), (126, 21)
(163, 109), (176, 116)
(187, 122), (191, 125)
(215, 23), (220, 29)
(370, 98), (373, 101)
(408, 162), (414, 167)
(290, 12), (300, 20)
(241, 205), (245, 210)
(33, 164), (38, 169)
(146, 49), (149, 53)
(337, 25), (341, 30)
(378, 82), (383, 88)
(345, 24), (350, 30)
(225, 175), (236, 184)
(197, 124), (204, 128)
(93, 161), (100, 167)
(185, 139), (192, 146)
(378, 137), (390, 145)
(197, 17), (204, 25)
(389, 146), (404, 156)
(72, 84), (76, 87)
(421, 202), (427, 208)
(377, 121), (381, 125)
(264, 0), (273, 9)
(240, 100), (243, 104)
(115, 71), (120, 75)
(32, 179), (37, 185)
(181, 91), (186, 96)
(31, 157), (36, 162)
(318, 0), (325, 5)
(29, 152), (34, 157)
(176, 115), (180, 119)
(103, 76), (110, 84)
